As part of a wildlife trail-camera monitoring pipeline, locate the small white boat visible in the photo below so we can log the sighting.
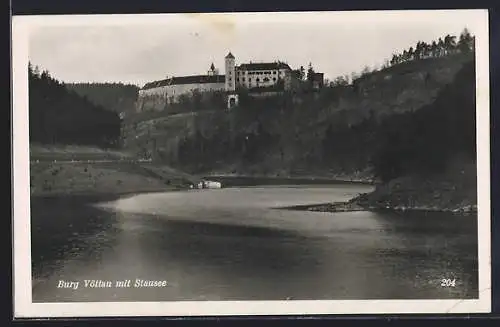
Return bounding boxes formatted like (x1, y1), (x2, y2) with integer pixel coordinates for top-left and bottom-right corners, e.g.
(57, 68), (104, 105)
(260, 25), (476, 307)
(195, 180), (222, 189)
(204, 181), (222, 189)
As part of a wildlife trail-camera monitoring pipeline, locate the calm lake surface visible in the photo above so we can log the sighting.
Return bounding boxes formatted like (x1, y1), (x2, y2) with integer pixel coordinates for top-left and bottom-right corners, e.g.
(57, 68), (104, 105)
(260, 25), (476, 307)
(31, 180), (478, 302)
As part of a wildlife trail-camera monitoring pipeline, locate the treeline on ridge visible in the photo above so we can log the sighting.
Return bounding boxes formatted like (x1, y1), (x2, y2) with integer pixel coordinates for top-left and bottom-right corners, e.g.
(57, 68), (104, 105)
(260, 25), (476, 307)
(29, 63), (121, 148)
(329, 28), (475, 87)
(389, 29), (475, 66)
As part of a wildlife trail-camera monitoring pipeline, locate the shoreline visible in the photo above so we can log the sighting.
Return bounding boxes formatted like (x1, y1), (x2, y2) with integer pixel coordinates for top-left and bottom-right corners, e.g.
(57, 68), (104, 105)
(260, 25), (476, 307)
(279, 200), (478, 216)
(203, 173), (375, 186)
(30, 187), (188, 203)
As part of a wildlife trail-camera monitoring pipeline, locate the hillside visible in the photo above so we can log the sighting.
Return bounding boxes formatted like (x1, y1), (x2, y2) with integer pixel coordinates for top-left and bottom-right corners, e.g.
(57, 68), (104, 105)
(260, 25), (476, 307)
(304, 59), (477, 213)
(122, 52), (474, 180)
(65, 82), (139, 117)
(29, 64), (121, 148)
(28, 65), (199, 197)
(355, 58), (477, 212)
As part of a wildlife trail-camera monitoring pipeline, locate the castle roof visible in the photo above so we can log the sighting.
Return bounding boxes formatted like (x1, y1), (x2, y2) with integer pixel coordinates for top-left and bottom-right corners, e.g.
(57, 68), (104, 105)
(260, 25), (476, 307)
(237, 62), (292, 71)
(312, 72), (324, 79)
(142, 74), (225, 90)
(225, 52), (235, 59)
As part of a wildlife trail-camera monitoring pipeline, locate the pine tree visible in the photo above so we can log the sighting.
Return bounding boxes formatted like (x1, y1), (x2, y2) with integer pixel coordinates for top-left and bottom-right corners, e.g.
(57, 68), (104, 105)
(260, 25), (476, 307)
(306, 62), (315, 82)
(299, 66), (305, 80)
(458, 27), (474, 53)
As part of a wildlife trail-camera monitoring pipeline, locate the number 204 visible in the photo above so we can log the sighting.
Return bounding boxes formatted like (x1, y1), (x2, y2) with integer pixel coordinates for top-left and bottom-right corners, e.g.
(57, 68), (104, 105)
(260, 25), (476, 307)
(441, 279), (456, 287)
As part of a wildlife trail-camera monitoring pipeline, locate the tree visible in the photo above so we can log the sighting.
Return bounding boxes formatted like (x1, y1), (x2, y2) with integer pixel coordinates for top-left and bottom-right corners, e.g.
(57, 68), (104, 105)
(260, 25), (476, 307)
(390, 54), (398, 66)
(299, 66), (306, 81)
(40, 69), (50, 81)
(458, 28), (474, 53)
(414, 42), (423, 60)
(422, 42), (431, 58)
(431, 41), (438, 57)
(437, 38), (445, 56)
(332, 75), (349, 87)
(361, 65), (371, 76)
(408, 47), (414, 61)
(351, 71), (359, 82)
(444, 34), (457, 54)
(402, 50), (409, 61)
(306, 62), (315, 82)
(292, 69), (302, 80)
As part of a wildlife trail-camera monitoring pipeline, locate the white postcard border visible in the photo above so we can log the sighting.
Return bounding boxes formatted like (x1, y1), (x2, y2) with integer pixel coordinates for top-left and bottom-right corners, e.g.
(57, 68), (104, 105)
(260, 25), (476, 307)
(12, 10), (491, 318)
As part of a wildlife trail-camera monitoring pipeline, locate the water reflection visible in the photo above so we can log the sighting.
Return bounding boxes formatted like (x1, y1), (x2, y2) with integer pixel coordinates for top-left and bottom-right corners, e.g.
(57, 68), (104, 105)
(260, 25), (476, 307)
(31, 185), (478, 302)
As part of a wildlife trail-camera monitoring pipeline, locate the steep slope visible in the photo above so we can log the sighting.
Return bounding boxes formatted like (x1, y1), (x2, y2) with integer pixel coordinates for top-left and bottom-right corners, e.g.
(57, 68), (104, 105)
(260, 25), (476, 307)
(297, 59), (477, 213)
(123, 53), (473, 180)
(29, 66), (122, 148)
(28, 66), (199, 197)
(355, 59), (477, 212)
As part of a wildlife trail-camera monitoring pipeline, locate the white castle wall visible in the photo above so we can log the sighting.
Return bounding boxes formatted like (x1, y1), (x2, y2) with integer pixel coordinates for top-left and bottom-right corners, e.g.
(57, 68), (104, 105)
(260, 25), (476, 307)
(137, 82), (225, 111)
(165, 82), (225, 103)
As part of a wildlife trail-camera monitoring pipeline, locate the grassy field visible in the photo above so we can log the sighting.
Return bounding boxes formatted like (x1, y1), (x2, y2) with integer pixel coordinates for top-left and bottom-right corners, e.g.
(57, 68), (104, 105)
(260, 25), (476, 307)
(29, 145), (201, 196)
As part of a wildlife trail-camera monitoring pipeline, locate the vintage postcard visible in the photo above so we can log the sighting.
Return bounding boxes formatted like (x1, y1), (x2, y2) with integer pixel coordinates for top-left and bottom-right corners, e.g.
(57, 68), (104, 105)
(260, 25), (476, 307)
(12, 9), (491, 318)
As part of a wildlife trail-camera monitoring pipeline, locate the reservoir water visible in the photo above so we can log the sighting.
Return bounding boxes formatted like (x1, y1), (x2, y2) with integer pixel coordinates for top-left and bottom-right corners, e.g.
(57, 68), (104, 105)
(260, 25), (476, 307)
(30, 181), (478, 302)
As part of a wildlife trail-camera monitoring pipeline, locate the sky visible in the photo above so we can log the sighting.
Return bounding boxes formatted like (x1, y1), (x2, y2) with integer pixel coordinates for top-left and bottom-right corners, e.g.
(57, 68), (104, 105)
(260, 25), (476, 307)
(25, 10), (486, 87)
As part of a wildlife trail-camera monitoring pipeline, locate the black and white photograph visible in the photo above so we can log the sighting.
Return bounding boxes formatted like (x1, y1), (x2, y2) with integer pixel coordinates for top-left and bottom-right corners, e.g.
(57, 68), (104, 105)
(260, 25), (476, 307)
(12, 9), (491, 317)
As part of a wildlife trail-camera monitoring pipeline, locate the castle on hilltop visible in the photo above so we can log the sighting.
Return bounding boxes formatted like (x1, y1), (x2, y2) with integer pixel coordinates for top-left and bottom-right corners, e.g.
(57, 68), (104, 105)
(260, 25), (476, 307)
(136, 52), (295, 111)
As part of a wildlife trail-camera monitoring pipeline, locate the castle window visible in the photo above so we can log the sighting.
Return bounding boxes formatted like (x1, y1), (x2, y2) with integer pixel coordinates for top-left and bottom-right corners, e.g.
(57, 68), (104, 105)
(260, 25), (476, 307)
(273, 77), (276, 81)
(249, 78), (251, 82)
(242, 78), (245, 82)
(256, 78), (260, 82)
(273, 71), (277, 74)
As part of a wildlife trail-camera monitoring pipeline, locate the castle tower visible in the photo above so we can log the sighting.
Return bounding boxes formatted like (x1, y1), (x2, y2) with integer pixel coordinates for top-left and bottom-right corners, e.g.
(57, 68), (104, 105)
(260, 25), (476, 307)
(225, 52), (236, 92)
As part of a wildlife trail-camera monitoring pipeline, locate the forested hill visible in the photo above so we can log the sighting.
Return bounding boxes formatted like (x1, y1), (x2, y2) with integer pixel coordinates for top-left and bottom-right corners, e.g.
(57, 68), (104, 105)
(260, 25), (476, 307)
(65, 82), (139, 116)
(370, 59), (476, 183)
(29, 64), (121, 148)
(350, 59), (477, 212)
